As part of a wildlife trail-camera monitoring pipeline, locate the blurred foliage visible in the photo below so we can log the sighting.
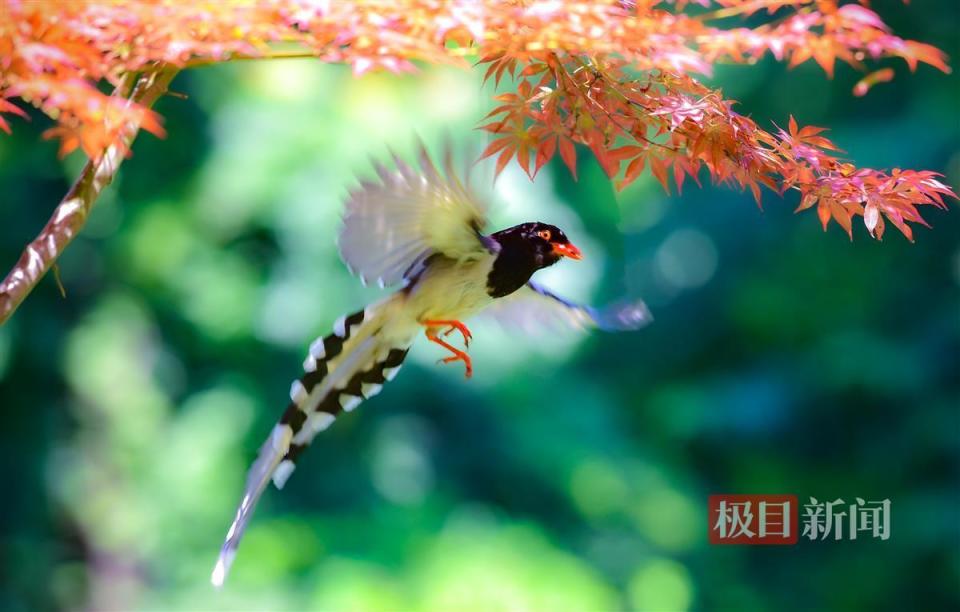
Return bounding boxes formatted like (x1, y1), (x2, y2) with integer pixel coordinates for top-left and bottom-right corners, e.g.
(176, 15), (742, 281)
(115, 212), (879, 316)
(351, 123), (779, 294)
(0, 3), (958, 610)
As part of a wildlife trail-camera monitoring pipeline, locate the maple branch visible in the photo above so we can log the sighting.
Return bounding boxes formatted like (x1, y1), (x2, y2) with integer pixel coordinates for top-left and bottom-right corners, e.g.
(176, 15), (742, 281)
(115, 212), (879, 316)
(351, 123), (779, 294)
(184, 47), (319, 69)
(692, 0), (809, 22)
(0, 65), (179, 325)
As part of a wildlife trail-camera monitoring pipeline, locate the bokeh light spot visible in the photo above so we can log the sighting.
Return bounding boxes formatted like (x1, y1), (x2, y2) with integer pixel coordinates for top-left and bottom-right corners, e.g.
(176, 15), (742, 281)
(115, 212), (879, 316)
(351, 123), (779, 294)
(628, 558), (695, 611)
(570, 459), (629, 518)
(655, 228), (718, 291)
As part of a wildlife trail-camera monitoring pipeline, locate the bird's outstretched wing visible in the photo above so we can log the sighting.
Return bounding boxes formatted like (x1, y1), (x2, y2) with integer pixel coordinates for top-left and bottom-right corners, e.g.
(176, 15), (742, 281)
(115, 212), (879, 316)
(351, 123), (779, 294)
(338, 143), (493, 288)
(484, 281), (652, 334)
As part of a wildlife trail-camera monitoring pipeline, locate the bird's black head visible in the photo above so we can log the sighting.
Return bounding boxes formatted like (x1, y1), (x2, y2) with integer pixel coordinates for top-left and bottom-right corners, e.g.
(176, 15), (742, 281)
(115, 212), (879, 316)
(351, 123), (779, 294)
(486, 222), (582, 298)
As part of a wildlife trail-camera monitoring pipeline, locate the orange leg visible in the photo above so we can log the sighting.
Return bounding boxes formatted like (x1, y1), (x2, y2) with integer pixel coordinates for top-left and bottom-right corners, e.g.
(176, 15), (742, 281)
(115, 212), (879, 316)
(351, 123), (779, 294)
(422, 319), (473, 348)
(422, 320), (473, 378)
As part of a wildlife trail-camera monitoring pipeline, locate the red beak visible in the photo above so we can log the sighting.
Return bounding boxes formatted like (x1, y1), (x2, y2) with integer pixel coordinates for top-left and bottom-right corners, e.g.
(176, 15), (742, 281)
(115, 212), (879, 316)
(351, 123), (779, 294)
(552, 242), (583, 260)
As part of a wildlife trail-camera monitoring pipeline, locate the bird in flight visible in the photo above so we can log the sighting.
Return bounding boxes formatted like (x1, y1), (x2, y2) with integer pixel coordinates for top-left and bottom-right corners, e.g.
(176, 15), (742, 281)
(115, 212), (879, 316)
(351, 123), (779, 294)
(211, 143), (651, 586)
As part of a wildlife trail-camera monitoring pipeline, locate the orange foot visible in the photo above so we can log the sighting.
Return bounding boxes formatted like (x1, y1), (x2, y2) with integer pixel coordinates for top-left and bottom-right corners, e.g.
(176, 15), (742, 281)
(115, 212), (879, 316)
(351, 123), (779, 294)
(422, 319), (472, 348)
(423, 319), (473, 378)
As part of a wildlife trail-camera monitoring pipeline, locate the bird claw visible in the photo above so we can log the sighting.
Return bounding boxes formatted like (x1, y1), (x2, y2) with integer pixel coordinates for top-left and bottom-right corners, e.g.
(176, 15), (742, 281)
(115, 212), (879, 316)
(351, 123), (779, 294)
(441, 321), (472, 348)
(436, 352), (473, 379)
(423, 319), (474, 378)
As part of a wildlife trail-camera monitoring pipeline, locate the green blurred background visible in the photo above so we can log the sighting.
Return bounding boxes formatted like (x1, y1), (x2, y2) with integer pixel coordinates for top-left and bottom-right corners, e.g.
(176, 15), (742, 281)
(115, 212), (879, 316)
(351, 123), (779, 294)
(1, 5), (958, 611)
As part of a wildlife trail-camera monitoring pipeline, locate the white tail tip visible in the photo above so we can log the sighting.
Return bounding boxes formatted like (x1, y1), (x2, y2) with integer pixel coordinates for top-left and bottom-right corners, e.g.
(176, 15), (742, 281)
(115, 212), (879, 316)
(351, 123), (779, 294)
(211, 550), (234, 588)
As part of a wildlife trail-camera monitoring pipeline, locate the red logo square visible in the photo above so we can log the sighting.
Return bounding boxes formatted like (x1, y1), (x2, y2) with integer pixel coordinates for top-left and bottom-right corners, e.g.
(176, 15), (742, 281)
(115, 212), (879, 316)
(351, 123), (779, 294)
(709, 494), (799, 544)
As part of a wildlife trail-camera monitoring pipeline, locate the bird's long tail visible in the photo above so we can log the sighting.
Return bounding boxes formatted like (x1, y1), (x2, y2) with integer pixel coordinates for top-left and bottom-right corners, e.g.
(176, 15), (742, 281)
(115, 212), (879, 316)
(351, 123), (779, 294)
(211, 298), (412, 587)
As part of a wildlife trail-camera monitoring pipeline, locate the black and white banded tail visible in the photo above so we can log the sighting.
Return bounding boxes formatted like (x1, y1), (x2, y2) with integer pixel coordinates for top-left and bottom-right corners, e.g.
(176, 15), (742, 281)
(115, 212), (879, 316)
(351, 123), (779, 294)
(212, 302), (410, 587)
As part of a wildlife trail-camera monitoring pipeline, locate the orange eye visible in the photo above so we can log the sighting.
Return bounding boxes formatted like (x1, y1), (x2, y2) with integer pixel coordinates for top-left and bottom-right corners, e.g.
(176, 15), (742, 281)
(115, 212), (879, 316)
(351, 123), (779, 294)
(537, 229), (552, 241)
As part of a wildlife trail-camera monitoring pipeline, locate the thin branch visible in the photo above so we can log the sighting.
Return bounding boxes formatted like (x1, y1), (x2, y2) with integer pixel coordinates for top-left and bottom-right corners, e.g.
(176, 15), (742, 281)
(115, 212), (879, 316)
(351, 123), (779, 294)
(562, 55), (679, 153)
(184, 48), (319, 69)
(691, 0), (812, 22)
(0, 64), (179, 325)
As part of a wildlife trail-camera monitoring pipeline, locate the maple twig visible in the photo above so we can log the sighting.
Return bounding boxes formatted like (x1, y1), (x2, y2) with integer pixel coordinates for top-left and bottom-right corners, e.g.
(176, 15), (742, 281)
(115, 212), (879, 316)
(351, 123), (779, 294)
(692, 0), (812, 22)
(184, 48), (319, 68)
(563, 55), (679, 153)
(0, 65), (179, 325)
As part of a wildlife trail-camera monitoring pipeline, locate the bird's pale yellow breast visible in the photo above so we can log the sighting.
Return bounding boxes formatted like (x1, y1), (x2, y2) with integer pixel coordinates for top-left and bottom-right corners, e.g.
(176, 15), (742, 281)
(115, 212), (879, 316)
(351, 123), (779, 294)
(402, 255), (495, 323)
